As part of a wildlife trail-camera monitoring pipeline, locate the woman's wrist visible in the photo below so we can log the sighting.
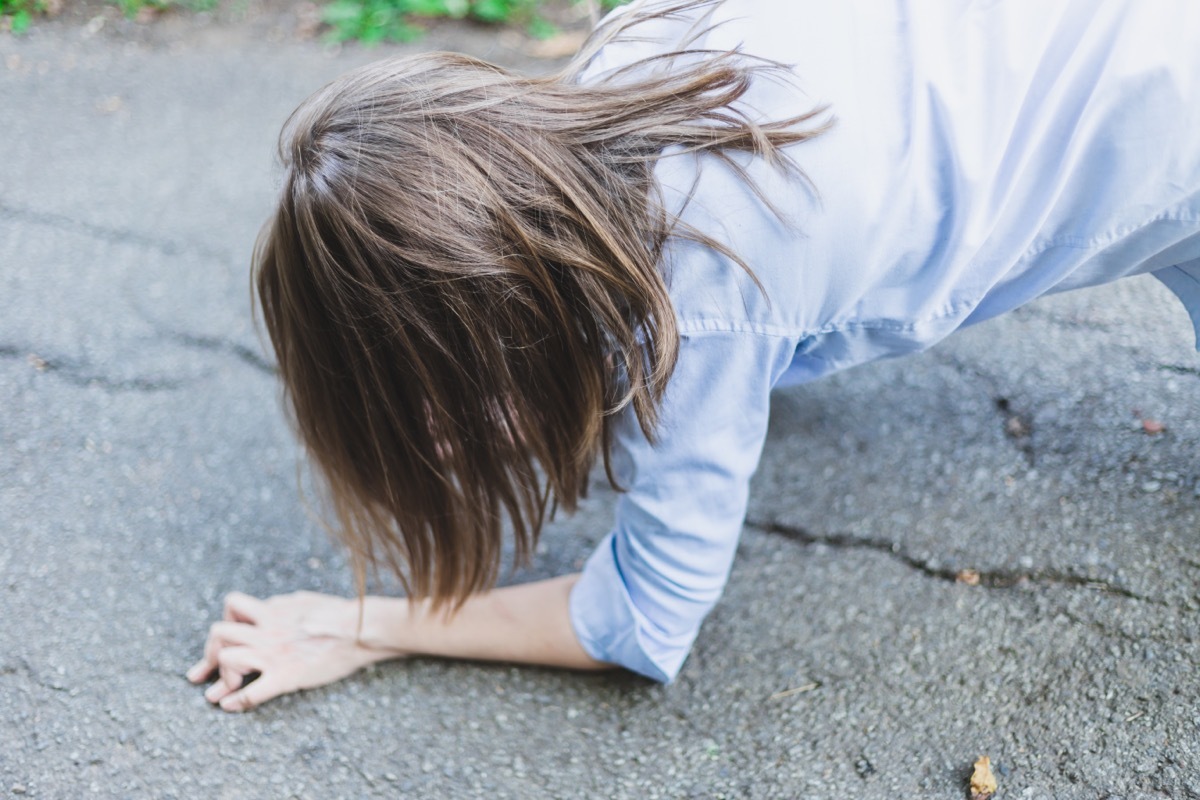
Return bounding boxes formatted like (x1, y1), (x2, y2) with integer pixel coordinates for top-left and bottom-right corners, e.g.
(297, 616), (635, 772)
(350, 595), (419, 660)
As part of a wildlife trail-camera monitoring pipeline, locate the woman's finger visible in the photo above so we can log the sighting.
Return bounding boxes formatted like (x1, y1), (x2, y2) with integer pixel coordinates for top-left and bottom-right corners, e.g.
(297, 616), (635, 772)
(198, 636), (224, 682)
(217, 645), (265, 678)
(205, 646), (266, 704)
(207, 620), (260, 645)
(190, 620), (261, 684)
(204, 675), (238, 704)
(218, 673), (288, 713)
(199, 621), (257, 675)
(186, 656), (216, 684)
(223, 591), (267, 624)
(217, 649), (264, 699)
(189, 595), (270, 687)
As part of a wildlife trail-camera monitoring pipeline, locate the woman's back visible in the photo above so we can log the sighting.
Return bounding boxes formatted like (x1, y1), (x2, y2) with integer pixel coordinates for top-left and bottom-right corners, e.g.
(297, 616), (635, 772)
(568, 0), (1200, 681)
(586, 0), (1200, 380)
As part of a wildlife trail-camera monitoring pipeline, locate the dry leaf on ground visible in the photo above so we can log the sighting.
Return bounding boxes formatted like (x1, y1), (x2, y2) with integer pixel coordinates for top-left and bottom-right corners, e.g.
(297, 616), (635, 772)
(1004, 415), (1030, 438)
(970, 755), (998, 799)
(956, 569), (981, 586)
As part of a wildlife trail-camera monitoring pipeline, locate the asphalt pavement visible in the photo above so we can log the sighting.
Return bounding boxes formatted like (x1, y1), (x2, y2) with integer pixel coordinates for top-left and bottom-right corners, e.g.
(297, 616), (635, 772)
(2, 7), (1199, 799)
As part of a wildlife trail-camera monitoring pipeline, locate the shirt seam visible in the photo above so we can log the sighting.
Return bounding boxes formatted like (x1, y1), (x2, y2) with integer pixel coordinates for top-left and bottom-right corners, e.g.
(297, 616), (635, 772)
(678, 296), (980, 340)
(1025, 210), (1200, 257)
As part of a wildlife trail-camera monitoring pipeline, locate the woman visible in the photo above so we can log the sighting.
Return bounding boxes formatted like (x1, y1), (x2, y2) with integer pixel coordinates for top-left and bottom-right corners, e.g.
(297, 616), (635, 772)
(189, 0), (1200, 711)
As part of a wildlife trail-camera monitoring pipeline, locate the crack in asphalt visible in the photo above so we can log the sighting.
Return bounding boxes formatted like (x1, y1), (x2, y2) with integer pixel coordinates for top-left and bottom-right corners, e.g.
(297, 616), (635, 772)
(748, 518), (1167, 605)
(0, 656), (73, 697)
(163, 331), (277, 376)
(0, 343), (186, 392)
(1011, 304), (1117, 333)
(993, 395), (1036, 465)
(1057, 608), (1189, 647)
(929, 352), (1037, 466)
(1, 198), (276, 381)
(1157, 363), (1200, 379)
(3, 199), (288, 385)
(1, 333), (275, 390)
(104, 252), (279, 379)
(0, 198), (233, 264)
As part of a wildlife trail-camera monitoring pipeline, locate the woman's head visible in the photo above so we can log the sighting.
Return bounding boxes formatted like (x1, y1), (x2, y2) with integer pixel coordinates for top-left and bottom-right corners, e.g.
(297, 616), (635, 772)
(254, 2), (829, 607)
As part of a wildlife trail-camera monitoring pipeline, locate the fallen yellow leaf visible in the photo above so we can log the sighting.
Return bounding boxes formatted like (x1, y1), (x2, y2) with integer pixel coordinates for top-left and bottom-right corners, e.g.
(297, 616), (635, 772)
(970, 755), (998, 799)
(1142, 418), (1166, 435)
(956, 569), (981, 586)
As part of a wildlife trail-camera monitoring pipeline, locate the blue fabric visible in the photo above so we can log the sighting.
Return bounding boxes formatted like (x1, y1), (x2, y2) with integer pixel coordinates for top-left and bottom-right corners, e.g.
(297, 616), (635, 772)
(569, 0), (1200, 682)
(1153, 260), (1200, 349)
(570, 326), (797, 681)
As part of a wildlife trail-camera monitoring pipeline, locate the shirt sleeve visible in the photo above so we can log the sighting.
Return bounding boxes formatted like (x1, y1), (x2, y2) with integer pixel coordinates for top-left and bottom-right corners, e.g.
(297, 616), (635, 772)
(569, 325), (799, 682)
(1153, 258), (1200, 351)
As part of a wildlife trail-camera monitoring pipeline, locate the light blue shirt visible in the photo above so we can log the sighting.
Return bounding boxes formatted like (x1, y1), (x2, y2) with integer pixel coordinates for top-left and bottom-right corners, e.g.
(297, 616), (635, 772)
(568, 0), (1200, 682)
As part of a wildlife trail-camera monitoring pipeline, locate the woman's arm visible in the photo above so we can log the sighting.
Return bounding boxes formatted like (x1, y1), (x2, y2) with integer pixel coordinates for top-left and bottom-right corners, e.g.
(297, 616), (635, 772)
(187, 574), (611, 712)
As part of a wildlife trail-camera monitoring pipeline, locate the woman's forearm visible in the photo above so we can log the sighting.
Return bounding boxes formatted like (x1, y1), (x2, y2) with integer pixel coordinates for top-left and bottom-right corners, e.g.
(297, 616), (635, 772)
(190, 575), (610, 712)
(356, 574), (611, 672)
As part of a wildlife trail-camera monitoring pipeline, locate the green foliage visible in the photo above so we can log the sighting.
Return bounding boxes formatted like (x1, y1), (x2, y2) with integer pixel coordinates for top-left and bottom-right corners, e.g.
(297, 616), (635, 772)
(322, 0), (424, 43)
(0, 0), (218, 32)
(1, 0), (43, 35)
(113, 0), (218, 18)
(322, 0), (631, 44)
(323, 0), (535, 43)
(2, 0), (629, 41)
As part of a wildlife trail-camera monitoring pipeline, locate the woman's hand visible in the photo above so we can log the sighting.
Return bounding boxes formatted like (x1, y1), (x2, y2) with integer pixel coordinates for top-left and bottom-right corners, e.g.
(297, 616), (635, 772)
(186, 590), (402, 713)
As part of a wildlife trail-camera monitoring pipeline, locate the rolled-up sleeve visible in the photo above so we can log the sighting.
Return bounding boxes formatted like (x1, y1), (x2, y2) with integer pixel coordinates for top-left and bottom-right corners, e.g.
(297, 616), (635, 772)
(569, 325), (799, 682)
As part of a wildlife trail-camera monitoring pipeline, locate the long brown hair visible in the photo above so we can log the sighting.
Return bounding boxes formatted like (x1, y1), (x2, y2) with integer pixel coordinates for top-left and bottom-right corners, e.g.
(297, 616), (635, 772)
(253, 0), (830, 607)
